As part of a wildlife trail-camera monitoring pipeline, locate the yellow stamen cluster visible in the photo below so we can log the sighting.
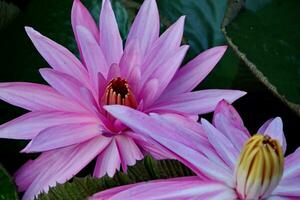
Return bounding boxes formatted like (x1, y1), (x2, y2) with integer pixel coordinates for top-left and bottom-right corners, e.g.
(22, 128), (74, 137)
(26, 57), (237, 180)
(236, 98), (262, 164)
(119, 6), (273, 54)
(235, 135), (284, 200)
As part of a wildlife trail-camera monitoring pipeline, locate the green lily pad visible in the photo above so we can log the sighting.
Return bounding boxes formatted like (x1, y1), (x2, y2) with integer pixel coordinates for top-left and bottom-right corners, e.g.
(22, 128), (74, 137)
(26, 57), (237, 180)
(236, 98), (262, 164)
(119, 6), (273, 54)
(0, 164), (18, 200)
(222, 0), (300, 116)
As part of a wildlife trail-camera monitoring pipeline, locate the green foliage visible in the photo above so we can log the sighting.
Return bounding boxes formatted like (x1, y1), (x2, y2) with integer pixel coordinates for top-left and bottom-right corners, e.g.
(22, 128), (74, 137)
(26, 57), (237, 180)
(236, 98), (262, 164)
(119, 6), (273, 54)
(0, 164), (18, 200)
(0, 1), (20, 29)
(223, 0), (300, 116)
(37, 157), (193, 200)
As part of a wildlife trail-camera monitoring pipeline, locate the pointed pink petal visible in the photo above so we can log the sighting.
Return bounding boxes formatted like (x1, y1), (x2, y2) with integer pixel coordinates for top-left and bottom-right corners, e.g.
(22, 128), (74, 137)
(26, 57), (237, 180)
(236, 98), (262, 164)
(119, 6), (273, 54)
(268, 196), (299, 200)
(71, 0), (99, 41)
(126, 0), (159, 57)
(104, 105), (233, 184)
(282, 147), (300, 180)
(149, 89), (246, 115)
(163, 46), (227, 97)
(144, 45), (189, 106)
(150, 113), (228, 168)
(76, 25), (109, 86)
(141, 78), (159, 108)
(40, 68), (97, 106)
(93, 138), (121, 178)
(98, 72), (107, 98)
(90, 177), (235, 200)
(120, 39), (142, 79)
(201, 118), (239, 170)
(71, 0), (99, 61)
(115, 134), (144, 172)
(25, 27), (90, 86)
(107, 63), (121, 82)
(212, 100), (250, 151)
(259, 117), (287, 154)
(22, 123), (102, 152)
(159, 113), (203, 134)
(141, 17), (185, 87)
(0, 82), (86, 112)
(100, 0), (123, 66)
(19, 136), (111, 200)
(127, 67), (142, 96)
(127, 130), (175, 160)
(257, 118), (273, 133)
(272, 177), (300, 197)
(0, 111), (98, 139)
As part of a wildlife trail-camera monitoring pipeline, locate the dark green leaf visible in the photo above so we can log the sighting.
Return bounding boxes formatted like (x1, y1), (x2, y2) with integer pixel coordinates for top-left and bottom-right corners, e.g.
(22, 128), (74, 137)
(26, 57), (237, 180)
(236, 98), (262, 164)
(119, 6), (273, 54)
(245, 0), (272, 11)
(0, 164), (18, 200)
(222, 0), (300, 116)
(157, 0), (227, 56)
(37, 157), (193, 200)
(0, 1), (20, 29)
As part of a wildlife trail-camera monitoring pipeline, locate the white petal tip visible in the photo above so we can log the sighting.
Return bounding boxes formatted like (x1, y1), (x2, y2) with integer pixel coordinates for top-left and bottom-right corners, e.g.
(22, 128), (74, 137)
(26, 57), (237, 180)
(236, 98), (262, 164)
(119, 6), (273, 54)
(236, 91), (247, 98)
(200, 118), (210, 125)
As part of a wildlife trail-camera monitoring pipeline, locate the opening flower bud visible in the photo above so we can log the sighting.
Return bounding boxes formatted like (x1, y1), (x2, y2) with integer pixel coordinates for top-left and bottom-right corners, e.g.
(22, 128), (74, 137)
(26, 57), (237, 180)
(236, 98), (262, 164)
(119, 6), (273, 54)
(235, 135), (284, 200)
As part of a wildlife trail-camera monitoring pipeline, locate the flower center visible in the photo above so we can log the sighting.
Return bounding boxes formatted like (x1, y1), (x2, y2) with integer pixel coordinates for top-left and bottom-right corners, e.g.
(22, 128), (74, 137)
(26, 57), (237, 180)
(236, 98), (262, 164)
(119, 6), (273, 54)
(103, 77), (137, 108)
(235, 135), (284, 200)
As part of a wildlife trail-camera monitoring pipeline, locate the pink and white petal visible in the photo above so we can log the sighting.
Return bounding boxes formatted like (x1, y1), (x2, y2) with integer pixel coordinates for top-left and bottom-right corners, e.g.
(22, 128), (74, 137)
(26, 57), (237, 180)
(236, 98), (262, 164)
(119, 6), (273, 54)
(89, 184), (138, 200)
(25, 27), (90, 87)
(0, 82), (86, 113)
(127, 67), (142, 97)
(115, 134), (144, 172)
(212, 100), (250, 151)
(150, 113), (227, 168)
(268, 196), (300, 200)
(213, 100), (245, 129)
(71, 0), (99, 61)
(126, 131), (177, 160)
(100, 0), (123, 66)
(93, 138), (121, 178)
(159, 113), (204, 134)
(257, 118), (273, 133)
(272, 177), (300, 197)
(120, 39), (142, 79)
(125, 0), (159, 58)
(79, 87), (101, 114)
(98, 72), (107, 98)
(107, 63), (121, 82)
(76, 26), (109, 86)
(90, 177), (235, 200)
(20, 136), (111, 200)
(40, 68), (97, 105)
(105, 105), (234, 184)
(14, 150), (63, 192)
(0, 111), (98, 139)
(281, 147), (300, 180)
(145, 45), (189, 106)
(149, 89), (246, 115)
(22, 123), (102, 152)
(78, 87), (110, 128)
(201, 118), (239, 170)
(259, 117), (287, 154)
(141, 17), (185, 85)
(163, 46), (227, 97)
(141, 78), (159, 108)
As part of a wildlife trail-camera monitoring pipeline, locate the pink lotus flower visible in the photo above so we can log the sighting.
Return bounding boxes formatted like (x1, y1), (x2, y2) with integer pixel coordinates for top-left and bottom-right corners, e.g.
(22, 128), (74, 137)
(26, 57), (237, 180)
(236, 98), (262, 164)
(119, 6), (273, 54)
(0, 0), (245, 199)
(92, 101), (300, 199)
